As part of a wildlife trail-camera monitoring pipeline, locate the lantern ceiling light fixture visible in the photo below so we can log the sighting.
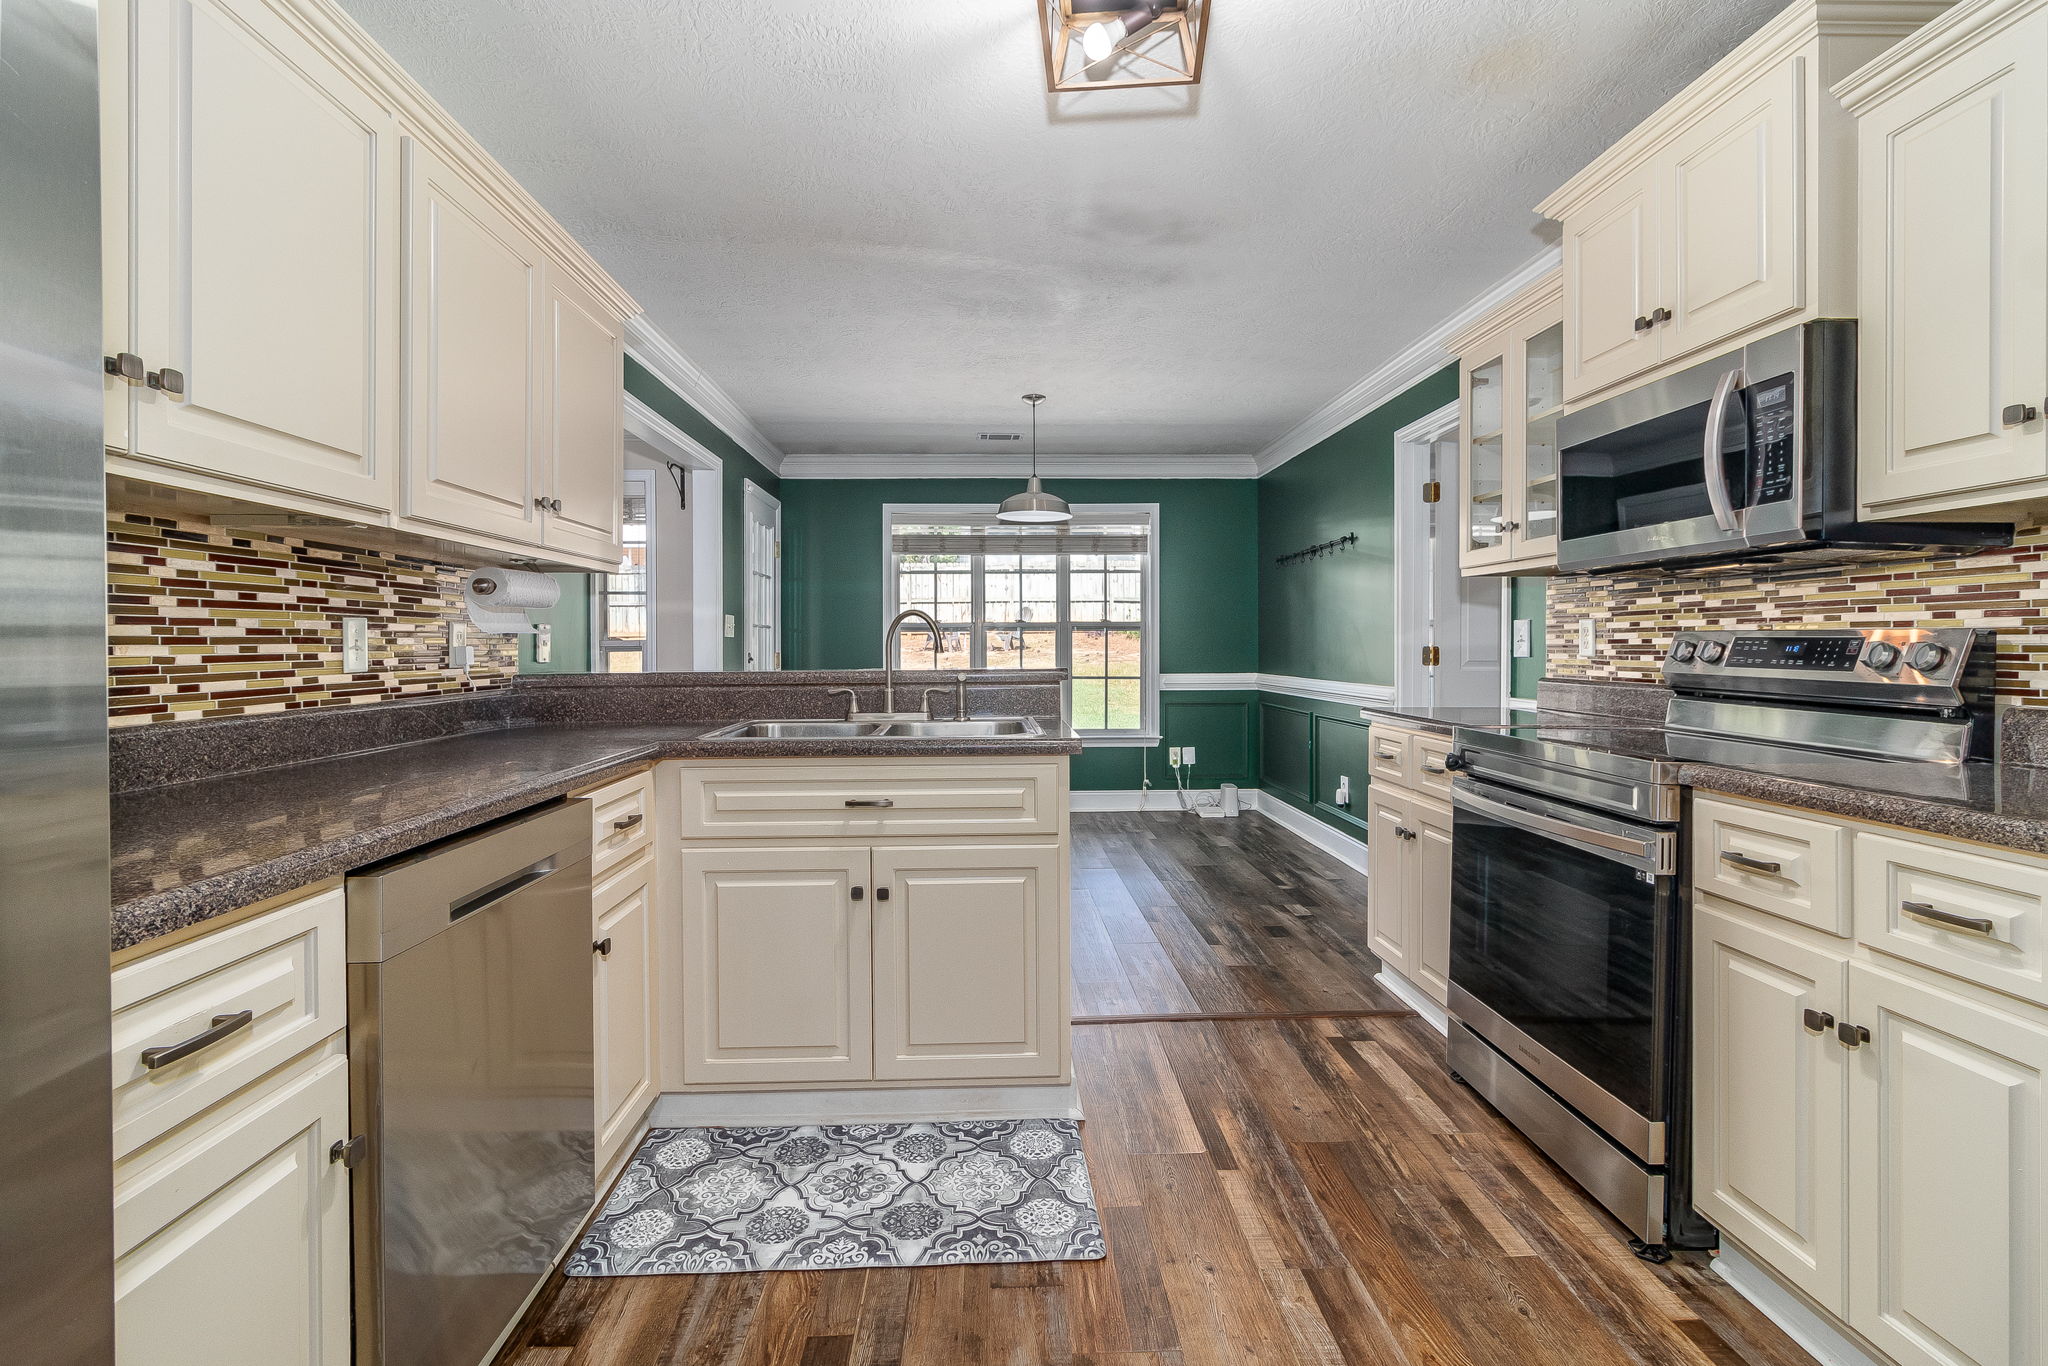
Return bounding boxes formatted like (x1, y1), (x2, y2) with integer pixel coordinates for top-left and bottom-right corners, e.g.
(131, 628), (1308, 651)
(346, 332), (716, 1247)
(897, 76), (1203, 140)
(996, 394), (1072, 525)
(1037, 0), (1209, 93)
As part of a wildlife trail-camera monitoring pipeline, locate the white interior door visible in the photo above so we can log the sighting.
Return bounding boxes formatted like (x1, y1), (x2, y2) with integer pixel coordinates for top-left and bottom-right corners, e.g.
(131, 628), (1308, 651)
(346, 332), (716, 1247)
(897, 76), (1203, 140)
(1399, 407), (1505, 707)
(742, 481), (781, 671)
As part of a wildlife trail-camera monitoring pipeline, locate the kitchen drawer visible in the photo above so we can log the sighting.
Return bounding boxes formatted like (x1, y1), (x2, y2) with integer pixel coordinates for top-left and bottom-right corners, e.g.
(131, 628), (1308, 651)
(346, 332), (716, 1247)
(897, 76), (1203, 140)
(677, 761), (1060, 840)
(1853, 829), (2048, 1006)
(1368, 726), (1410, 787)
(1693, 795), (1849, 936)
(1409, 733), (1457, 800)
(584, 767), (654, 877)
(110, 888), (346, 1160)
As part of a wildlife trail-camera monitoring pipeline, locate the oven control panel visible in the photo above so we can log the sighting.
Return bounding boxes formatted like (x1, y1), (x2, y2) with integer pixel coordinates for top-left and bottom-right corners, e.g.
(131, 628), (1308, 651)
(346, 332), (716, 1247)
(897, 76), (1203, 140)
(1662, 627), (1993, 704)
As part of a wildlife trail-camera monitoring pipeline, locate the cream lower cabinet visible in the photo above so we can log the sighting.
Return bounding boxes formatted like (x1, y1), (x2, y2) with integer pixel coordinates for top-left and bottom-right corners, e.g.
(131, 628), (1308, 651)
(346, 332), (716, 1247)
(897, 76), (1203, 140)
(1692, 793), (2048, 1366)
(674, 758), (1071, 1091)
(1363, 724), (1453, 1006)
(110, 888), (351, 1366)
(594, 852), (659, 1172)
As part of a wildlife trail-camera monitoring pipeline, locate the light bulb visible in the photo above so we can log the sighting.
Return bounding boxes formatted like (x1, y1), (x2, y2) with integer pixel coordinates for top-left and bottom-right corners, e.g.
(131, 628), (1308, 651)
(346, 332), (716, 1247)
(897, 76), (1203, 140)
(1081, 20), (1121, 62)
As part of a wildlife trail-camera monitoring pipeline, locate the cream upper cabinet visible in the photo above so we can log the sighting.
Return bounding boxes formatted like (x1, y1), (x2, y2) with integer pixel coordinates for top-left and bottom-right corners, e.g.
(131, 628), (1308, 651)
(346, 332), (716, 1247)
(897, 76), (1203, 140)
(1540, 1), (1947, 406)
(1844, 1), (2048, 520)
(679, 845), (873, 1086)
(541, 265), (626, 565)
(1692, 898), (1851, 1315)
(870, 844), (1064, 1081)
(400, 138), (545, 548)
(1453, 272), (1564, 574)
(1846, 961), (2048, 1366)
(1562, 167), (1664, 401)
(116, 0), (401, 510)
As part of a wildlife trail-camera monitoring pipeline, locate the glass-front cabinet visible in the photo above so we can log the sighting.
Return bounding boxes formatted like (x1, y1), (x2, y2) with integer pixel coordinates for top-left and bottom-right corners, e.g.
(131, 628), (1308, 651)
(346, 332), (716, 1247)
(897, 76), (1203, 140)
(1452, 271), (1564, 575)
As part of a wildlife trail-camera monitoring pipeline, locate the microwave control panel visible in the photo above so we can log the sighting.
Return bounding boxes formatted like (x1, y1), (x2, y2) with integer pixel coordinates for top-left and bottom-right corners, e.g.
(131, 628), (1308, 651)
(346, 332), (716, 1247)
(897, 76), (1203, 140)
(1749, 373), (1796, 506)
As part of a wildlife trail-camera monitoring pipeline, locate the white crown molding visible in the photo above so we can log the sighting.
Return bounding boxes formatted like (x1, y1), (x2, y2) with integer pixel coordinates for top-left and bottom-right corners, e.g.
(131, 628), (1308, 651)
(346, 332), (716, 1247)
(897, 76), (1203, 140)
(1832, 0), (2039, 111)
(1257, 674), (1397, 707)
(625, 316), (785, 475)
(1161, 672), (1261, 691)
(777, 452), (1259, 480)
(1253, 246), (1562, 476)
(623, 393), (722, 471)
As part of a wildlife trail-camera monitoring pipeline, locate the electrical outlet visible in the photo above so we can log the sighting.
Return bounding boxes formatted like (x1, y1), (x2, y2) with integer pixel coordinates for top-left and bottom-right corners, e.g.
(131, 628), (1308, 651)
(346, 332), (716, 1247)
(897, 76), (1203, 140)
(534, 623), (552, 664)
(724, 614), (736, 638)
(1335, 775), (1351, 807)
(1181, 746), (1195, 767)
(1167, 747), (1181, 766)
(341, 616), (369, 673)
(1577, 619), (1596, 659)
(448, 622), (473, 671)
(1512, 619), (1532, 659)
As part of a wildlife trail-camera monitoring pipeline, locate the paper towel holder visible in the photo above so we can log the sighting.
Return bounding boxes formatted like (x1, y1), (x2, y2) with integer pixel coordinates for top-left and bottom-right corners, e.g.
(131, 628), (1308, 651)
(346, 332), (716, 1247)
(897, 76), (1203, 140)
(462, 566), (559, 636)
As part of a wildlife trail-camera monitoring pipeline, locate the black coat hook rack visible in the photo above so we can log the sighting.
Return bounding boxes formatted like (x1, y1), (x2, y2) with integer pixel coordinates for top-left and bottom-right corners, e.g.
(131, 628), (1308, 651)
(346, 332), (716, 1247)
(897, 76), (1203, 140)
(1275, 533), (1357, 566)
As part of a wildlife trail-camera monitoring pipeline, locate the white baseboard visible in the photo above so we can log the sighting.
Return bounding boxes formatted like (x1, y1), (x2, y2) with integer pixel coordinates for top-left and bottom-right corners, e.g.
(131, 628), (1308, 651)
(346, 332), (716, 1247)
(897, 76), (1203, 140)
(1071, 787), (1260, 814)
(1712, 1243), (1888, 1366)
(1254, 793), (1371, 875)
(1375, 968), (1449, 1033)
(651, 1082), (1083, 1128)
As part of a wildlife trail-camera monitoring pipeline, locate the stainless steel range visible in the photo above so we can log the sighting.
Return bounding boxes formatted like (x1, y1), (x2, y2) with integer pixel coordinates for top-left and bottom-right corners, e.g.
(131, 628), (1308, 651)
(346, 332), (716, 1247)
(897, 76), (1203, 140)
(1442, 626), (1997, 1258)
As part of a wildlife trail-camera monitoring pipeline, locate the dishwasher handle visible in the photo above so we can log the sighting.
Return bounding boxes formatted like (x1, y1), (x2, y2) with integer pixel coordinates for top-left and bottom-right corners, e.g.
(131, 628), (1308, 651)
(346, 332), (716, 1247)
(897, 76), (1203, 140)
(449, 857), (559, 923)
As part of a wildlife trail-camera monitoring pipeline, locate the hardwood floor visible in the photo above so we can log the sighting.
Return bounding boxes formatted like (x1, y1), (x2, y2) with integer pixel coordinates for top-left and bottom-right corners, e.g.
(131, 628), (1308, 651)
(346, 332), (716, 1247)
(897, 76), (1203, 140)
(495, 811), (1813, 1366)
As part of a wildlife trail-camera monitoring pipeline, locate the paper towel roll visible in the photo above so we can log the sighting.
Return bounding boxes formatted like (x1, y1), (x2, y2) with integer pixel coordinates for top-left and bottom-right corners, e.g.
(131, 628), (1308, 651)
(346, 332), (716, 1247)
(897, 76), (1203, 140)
(463, 567), (559, 634)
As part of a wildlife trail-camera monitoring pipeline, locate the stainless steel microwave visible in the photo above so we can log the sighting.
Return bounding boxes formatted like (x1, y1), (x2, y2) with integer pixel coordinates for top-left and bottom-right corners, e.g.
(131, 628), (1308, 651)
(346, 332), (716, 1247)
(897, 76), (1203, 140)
(1554, 321), (2009, 574)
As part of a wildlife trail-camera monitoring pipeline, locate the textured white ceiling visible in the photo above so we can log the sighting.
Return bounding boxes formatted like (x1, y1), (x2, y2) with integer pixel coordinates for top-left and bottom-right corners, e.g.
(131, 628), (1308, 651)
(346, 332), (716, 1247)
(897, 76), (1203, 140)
(339, 0), (1786, 456)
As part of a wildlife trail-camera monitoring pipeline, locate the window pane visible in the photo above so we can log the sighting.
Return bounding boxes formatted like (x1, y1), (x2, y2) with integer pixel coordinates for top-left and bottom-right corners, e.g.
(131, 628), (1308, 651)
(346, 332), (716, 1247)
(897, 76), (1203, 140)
(1071, 679), (1107, 730)
(604, 648), (644, 673)
(1021, 573), (1058, 622)
(1106, 628), (1141, 677)
(985, 627), (1056, 669)
(986, 569), (1021, 618)
(1069, 627), (1109, 679)
(1106, 678), (1141, 730)
(936, 570), (972, 613)
(607, 604), (646, 641)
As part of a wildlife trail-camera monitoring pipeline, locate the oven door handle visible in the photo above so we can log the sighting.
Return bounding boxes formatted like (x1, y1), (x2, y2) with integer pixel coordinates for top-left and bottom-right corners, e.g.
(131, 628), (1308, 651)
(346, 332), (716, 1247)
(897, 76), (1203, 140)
(1703, 364), (1745, 535)
(1451, 781), (1674, 876)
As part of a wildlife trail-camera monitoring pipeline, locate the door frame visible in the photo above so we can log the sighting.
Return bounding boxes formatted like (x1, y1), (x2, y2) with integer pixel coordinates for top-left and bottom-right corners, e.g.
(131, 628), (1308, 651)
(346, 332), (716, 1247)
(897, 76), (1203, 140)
(742, 480), (782, 671)
(1394, 401), (1507, 707)
(623, 393), (723, 669)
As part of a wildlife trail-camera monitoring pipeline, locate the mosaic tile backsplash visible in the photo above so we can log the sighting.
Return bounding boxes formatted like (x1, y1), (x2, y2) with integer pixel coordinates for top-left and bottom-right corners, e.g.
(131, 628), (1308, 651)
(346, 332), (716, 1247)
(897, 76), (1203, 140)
(107, 513), (516, 726)
(1545, 525), (2048, 703)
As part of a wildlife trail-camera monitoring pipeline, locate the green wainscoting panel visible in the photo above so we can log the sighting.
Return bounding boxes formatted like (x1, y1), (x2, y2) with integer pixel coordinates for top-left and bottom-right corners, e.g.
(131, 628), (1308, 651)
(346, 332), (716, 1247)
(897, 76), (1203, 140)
(624, 356), (781, 671)
(1309, 712), (1372, 836)
(1259, 693), (1377, 839)
(1069, 690), (1258, 791)
(1259, 701), (1314, 802)
(1510, 575), (1547, 701)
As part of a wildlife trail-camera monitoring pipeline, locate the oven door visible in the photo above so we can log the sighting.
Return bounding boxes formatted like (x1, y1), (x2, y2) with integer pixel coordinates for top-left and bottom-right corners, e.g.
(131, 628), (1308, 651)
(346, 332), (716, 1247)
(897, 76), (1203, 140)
(1448, 777), (1680, 1164)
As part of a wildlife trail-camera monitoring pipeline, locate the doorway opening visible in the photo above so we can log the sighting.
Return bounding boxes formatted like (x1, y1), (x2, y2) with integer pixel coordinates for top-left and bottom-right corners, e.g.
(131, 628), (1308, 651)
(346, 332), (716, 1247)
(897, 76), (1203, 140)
(1394, 401), (1505, 709)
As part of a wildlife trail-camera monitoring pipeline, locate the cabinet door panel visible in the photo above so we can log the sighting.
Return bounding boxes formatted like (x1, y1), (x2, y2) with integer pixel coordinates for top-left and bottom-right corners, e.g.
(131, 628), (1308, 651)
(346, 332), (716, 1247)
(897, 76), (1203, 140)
(680, 846), (871, 1085)
(1410, 797), (1452, 1006)
(1692, 899), (1850, 1313)
(594, 859), (656, 1172)
(1563, 167), (1662, 402)
(1661, 57), (1804, 359)
(871, 844), (1064, 1080)
(1365, 787), (1412, 976)
(1848, 963), (2048, 1366)
(402, 139), (543, 545)
(541, 264), (624, 563)
(114, 1051), (350, 1366)
(1858, 16), (2048, 509)
(131, 0), (398, 508)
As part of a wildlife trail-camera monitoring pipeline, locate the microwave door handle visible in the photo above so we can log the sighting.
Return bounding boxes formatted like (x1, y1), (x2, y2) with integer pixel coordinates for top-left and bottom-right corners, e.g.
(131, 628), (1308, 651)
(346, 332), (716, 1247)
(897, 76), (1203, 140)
(1703, 366), (1744, 535)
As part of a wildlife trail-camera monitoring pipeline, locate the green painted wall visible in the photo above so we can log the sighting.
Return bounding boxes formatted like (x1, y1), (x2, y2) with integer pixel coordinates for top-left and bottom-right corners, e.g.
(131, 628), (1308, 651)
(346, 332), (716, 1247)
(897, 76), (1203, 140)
(1256, 365), (1459, 685)
(1510, 576), (1547, 701)
(1257, 693), (1372, 840)
(624, 356), (781, 670)
(517, 573), (596, 673)
(778, 478), (1258, 673)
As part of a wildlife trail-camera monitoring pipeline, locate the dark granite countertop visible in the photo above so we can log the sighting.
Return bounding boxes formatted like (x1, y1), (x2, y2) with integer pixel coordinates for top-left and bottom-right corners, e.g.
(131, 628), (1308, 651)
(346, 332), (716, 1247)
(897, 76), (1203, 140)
(1359, 703), (1583, 734)
(110, 721), (1081, 952)
(1678, 754), (2048, 856)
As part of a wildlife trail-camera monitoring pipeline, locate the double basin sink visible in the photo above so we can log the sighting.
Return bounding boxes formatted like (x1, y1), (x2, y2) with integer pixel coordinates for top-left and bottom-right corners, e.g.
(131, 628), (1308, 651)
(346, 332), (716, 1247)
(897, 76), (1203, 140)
(702, 716), (1044, 740)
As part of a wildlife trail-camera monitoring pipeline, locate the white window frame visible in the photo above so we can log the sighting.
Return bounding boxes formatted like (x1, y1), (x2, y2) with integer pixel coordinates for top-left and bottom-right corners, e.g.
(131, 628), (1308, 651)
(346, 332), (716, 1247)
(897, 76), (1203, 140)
(881, 502), (1162, 745)
(595, 467), (656, 671)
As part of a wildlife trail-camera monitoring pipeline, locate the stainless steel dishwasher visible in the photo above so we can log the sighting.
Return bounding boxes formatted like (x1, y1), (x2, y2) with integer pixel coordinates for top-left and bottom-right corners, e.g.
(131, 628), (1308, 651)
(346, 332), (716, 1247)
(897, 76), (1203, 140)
(346, 800), (594, 1366)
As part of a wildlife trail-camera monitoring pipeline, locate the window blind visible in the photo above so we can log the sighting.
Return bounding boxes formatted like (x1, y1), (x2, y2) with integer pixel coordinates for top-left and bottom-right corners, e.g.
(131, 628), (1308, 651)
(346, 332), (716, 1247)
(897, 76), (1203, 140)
(889, 531), (1148, 556)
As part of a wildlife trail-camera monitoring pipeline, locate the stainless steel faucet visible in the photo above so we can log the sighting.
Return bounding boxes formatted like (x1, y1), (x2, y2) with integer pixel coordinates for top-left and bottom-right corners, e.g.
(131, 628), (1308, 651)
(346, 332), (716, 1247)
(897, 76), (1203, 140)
(881, 608), (942, 715)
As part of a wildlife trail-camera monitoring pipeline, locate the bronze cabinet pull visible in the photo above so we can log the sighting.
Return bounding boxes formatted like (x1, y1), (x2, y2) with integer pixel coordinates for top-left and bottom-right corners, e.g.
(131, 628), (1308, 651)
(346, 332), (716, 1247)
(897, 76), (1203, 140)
(140, 1010), (253, 1070)
(1900, 900), (1998, 938)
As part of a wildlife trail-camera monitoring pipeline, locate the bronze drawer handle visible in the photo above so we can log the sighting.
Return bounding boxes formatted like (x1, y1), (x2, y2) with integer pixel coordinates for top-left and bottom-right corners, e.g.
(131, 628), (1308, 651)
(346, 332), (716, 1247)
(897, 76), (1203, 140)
(1719, 850), (1783, 876)
(611, 813), (644, 832)
(140, 1010), (253, 1070)
(845, 798), (895, 808)
(1900, 900), (1998, 939)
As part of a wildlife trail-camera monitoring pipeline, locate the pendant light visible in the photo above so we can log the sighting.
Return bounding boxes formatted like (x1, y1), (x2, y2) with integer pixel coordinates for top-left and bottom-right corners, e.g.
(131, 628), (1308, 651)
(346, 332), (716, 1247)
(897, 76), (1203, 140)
(997, 393), (1072, 524)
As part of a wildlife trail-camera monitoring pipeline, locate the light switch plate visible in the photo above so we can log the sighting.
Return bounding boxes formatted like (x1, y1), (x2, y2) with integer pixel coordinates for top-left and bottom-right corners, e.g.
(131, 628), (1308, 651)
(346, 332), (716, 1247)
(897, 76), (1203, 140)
(341, 616), (369, 673)
(1512, 619), (1532, 658)
(534, 623), (552, 664)
(724, 614), (736, 638)
(1577, 620), (1596, 658)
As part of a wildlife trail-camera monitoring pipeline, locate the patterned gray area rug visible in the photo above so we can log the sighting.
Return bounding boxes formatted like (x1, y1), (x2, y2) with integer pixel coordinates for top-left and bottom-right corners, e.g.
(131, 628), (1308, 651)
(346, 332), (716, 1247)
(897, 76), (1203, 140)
(566, 1118), (1105, 1275)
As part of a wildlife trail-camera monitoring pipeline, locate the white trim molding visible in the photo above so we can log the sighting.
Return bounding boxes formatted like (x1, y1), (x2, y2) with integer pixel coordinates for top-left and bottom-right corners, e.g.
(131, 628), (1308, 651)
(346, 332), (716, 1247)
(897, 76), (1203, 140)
(1254, 246), (1561, 476)
(1257, 674), (1398, 707)
(653, 1083), (1082, 1127)
(778, 452), (1258, 480)
(625, 394), (726, 669)
(626, 316), (784, 474)
(1161, 672), (1261, 691)
(1375, 969), (1450, 1034)
(1712, 1244), (1889, 1366)
(1252, 793), (1371, 876)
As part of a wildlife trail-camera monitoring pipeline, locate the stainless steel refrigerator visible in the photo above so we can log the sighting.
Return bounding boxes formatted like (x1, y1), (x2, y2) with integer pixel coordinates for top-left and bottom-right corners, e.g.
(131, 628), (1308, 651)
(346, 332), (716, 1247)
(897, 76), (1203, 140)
(0, 1), (117, 1363)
